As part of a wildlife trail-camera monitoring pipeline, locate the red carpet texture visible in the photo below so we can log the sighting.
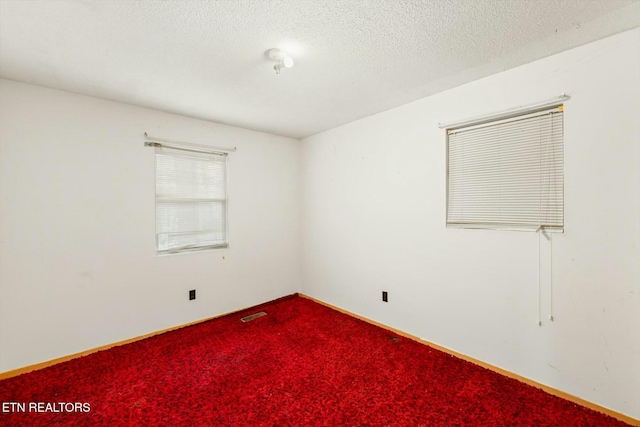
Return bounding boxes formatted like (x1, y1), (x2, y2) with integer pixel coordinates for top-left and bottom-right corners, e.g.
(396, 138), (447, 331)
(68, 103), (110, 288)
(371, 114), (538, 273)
(0, 295), (632, 427)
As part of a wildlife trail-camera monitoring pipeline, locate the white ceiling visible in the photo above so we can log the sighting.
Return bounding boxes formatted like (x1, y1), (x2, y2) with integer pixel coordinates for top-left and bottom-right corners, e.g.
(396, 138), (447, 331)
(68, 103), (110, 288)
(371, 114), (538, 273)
(1, 0), (639, 139)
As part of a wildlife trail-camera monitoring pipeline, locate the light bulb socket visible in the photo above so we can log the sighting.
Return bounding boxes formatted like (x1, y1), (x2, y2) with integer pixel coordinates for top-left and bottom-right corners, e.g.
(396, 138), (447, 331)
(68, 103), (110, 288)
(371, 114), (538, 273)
(267, 48), (294, 74)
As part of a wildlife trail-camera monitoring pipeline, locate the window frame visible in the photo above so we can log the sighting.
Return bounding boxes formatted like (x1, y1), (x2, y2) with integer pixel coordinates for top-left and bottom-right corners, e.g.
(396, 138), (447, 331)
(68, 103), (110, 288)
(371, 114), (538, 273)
(445, 105), (564, 233)
(147, 140), (231, 255)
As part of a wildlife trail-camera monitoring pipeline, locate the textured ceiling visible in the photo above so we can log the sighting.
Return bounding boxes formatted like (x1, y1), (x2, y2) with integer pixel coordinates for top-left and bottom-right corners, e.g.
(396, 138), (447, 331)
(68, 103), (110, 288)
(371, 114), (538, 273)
(1, 0), (639, 139)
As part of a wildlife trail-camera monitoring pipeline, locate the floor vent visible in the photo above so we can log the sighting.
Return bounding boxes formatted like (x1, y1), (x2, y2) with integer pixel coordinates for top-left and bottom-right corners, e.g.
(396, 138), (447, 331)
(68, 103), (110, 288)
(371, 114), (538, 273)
(241, 311), (267, 322)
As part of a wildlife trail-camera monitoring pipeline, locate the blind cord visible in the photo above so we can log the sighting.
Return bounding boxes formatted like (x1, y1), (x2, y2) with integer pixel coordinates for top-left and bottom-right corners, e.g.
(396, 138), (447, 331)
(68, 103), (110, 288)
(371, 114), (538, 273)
(538, 229), (542, 326)
(537, 115), (543, 327)
(549, 233), (554, 321)
(537, 229), (555, 326)
(548, 114), (555, 323)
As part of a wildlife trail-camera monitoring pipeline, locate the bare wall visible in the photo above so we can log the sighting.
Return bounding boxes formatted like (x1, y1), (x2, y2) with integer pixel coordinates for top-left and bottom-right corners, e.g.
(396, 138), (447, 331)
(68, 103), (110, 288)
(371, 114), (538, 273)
(0, 79), (302, 373)
(300, 28), (640, 418)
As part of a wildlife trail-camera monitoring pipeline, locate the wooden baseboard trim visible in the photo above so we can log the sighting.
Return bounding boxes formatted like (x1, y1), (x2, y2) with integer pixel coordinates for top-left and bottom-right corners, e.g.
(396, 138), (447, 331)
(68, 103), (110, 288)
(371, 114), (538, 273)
(0, 293), (298, 381)
(299, 293), (639, 426)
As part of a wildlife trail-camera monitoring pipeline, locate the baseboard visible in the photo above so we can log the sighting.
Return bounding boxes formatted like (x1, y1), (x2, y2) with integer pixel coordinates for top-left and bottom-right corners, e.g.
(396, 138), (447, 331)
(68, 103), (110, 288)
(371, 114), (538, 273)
(299, 293), (639, 426)
(0, 293), (299, 381)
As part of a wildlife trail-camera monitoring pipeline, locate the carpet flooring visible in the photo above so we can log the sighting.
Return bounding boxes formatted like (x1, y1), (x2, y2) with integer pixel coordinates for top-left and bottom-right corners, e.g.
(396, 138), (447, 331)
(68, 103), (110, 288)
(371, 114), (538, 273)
(0, 295), (632, 426)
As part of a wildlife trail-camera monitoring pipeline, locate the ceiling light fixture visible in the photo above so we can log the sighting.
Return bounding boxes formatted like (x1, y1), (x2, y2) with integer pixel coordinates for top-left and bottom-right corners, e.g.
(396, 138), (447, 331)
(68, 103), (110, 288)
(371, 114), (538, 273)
(267, 48), (294, 75)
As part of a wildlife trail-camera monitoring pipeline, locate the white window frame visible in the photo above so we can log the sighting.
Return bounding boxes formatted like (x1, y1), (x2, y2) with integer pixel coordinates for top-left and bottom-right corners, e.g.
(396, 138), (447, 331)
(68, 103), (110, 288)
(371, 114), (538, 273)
(146, 136), (234, 255)
(445, 103), (565, 232)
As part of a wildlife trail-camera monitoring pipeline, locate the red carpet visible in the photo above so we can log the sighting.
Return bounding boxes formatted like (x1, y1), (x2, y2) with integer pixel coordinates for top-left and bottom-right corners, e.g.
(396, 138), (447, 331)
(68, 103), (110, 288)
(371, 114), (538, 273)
(0, 295), (631, 427)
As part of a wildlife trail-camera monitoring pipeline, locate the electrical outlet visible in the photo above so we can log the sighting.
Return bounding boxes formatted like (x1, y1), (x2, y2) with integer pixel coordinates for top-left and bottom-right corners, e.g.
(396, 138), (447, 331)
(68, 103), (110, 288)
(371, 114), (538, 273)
(382, 291), (388, 302)
(189, 289), (196, 300)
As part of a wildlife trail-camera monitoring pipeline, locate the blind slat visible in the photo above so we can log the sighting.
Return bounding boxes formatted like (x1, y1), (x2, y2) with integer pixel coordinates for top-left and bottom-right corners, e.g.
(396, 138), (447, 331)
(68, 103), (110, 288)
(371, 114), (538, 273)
(155, 147), (228, 253)
(447, 108), (563, 231)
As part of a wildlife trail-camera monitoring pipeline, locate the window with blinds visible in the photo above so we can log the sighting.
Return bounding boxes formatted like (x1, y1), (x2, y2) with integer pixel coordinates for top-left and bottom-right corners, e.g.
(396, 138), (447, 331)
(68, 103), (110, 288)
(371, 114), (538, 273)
(446, 105), (564, 231)
(154, 146), (228, 254)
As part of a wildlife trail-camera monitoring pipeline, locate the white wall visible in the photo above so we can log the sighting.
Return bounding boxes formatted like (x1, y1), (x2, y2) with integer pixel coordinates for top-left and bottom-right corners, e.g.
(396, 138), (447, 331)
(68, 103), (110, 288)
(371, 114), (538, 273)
(0, 79), (301, 373)
(301, 28), (640, 419)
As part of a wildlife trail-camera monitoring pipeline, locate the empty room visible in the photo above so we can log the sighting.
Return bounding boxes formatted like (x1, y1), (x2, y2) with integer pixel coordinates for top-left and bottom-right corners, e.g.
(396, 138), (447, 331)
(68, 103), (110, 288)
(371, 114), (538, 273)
(0, 0), (639, 426)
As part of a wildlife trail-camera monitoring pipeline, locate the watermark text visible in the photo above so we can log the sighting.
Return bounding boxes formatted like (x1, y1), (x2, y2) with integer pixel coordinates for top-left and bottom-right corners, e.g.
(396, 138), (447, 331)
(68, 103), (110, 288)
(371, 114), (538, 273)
(2, 402), (90, 413)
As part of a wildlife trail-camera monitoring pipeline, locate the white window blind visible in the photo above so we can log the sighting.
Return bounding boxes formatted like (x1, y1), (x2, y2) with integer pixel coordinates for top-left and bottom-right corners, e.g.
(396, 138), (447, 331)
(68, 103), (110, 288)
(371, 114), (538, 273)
(155, 146), (228, 254)
(447, 106), (564, 231)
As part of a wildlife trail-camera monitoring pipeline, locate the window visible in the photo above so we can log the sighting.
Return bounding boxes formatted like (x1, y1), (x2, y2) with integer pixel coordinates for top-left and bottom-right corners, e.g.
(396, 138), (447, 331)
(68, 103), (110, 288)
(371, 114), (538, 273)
(446, 105), (564, 231)
(153, 144), (228, 254)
